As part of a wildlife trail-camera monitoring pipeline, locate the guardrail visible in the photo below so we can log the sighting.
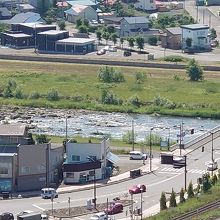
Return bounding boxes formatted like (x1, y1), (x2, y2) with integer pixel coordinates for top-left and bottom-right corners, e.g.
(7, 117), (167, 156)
(170, 125), (220, 152)
(172, 199), (220, 220)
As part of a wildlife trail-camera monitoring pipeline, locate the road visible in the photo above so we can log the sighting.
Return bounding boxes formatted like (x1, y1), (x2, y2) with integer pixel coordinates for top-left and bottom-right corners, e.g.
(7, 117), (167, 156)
(1, 141), (219, 219)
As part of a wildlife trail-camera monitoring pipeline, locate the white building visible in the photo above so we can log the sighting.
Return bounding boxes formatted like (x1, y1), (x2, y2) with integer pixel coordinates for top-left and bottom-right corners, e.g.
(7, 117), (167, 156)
(181, 24), (211, 51)
(63, 139), (119, 184)
(134, 0), (156, 11)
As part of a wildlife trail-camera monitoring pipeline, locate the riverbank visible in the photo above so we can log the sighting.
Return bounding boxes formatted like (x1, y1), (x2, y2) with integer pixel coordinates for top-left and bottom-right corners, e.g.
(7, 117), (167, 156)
(1, 60), (220, 119)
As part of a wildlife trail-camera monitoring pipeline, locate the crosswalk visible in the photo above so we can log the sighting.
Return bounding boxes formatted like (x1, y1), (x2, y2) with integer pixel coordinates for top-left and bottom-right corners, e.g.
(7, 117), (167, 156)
(158, 167), (206, 175)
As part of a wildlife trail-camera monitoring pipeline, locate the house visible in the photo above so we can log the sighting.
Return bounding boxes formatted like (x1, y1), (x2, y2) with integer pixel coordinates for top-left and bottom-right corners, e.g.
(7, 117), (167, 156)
(161, 27), (181, 50)
(67, 0), (98, 11)
(17, 4), (35, 13)
(101, 16), (123, 25)
(0, 0), (20, 9)
(65, 4), (98, 23)
(134, 0), (156, 12)
(181, 24), (211, 52)
(205, 0), (220, 6)
(119, 16), (150, 37)
(28, 0), (53, 8)
(8, 12), (44, 24)
(63, 139), (119, 184)
(0, 7), (11, 19)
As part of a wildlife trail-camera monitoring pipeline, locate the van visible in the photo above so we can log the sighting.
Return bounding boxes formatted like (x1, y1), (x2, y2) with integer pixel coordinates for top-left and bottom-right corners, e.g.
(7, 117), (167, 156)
(129, 151), (147, 160)
(41, 188), (58, 199)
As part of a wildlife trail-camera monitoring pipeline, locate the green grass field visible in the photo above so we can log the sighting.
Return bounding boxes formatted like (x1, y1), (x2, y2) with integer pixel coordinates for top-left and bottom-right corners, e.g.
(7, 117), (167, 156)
(1, 60), (220, 118)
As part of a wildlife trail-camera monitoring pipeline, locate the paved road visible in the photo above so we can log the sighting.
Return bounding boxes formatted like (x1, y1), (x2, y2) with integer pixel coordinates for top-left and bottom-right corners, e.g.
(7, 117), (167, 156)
(1, 144), (219, 219)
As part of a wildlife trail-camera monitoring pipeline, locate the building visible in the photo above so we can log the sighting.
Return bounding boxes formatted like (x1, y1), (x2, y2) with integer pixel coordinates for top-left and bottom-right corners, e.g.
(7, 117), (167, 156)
(205, 0), (220, 6)
(161, 27), (181, 50)
(1, 23), (56, 48)
(134, 0), (156, 12)
(181, 24), (211, 52)
(17, 4), (35, 13)
(63, 139), (119, 184)
(8, 12), (44, 24)
(67, 0), (98, 11)
(0, 7), (11, 19)
(65, 4), (98, 23)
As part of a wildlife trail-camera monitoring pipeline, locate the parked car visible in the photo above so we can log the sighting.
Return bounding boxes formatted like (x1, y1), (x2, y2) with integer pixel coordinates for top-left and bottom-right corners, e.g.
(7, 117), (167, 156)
(41, 188), (58, 199)
(0, 212), (14, 220)
(89, 212), (107, 220)
(129, 151), (147, 160)
(97, 49), (106, 55)
(109, 46), (117, 52)
(206, 160), (218, 171)
(124, 51), (131, 56)
(129, 184), (146, 194)
(104, 202), (123, 215)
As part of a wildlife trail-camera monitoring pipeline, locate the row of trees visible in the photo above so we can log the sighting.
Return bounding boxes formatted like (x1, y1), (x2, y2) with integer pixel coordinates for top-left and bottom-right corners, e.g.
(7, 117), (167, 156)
(160, 172), (219, 211)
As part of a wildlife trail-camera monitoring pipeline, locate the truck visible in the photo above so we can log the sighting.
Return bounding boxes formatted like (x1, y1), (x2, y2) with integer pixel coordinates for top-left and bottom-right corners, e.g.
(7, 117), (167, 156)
(17, 212), (48, 220)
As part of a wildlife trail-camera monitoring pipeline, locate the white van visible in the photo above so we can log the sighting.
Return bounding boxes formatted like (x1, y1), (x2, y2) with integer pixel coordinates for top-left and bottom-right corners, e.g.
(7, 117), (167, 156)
(41, 188), (58, 199)
(129, 151), (147, 160)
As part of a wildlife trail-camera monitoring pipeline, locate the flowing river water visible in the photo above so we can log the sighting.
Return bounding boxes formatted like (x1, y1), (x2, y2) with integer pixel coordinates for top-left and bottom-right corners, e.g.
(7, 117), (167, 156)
(29, 110), (220, 143)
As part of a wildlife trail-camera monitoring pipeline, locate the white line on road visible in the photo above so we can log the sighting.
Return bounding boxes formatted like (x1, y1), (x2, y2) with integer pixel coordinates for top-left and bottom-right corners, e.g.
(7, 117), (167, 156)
(75, 217), (85, 220)
(32, 204), (45, 211)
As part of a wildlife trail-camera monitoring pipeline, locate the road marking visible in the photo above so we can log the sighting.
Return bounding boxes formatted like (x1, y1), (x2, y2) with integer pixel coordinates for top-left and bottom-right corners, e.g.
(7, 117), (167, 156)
(32, 204), (45, 211)
(75, 217), (85, 220)
(159, 167), (206, 175)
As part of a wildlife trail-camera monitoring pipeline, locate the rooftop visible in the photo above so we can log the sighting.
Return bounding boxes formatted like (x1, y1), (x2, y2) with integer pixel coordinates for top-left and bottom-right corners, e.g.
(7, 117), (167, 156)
(123, 16), (149, 24)
(38, 30), (68, 35)
(166, 27), (181, 35)
(181, 24), (209, 30)
(18, 22), (56, 29)
(0, 123), (27, 136)
(67, 0), (96, 6)
(56, 37), (95, 44)
(3, 32), (31, 38)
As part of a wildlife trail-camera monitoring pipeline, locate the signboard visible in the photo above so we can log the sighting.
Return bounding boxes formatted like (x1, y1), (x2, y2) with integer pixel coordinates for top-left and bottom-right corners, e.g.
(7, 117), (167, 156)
(0, 180), (12, 192)
(160, 141), (168, 147)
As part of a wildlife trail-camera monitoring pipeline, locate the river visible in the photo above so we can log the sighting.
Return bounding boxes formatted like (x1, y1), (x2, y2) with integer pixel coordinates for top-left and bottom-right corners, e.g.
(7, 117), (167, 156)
(30, 111), (220, 143)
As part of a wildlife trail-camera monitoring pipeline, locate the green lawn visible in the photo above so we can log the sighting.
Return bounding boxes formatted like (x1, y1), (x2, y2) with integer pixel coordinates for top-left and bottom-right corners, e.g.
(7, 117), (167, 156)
(1, 60), (220, 118)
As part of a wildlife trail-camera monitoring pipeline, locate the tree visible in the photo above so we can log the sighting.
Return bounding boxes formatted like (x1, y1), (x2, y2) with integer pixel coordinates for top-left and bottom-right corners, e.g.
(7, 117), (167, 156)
(186, 59), (203, 81)
(160, 192), (167, 211)
(122, 131), (136, 144)
(127, 37), (135, 49)
(210, 28), (217, 40)
(58, 20), (66, 30)
(78, 25), (88, 33)
(47, 88), (59, 101)
(102, 32), (110, 45)
(76, 19), (82, 27)
(148, 36), (157, 46)
(120, 38), (124, 48)
(187, 181), (194, 198)
(111, 33), (118, 45)
(202, 173), (211, 193)
(186, 37), (192, 48)
(169, 188), (177, 208)
(3, 79), (17, 98)
(136, 36), (145, 51)
(179, 188), (185, 203)
(96, 30), (102, 44)
(36, 134), (51, 144)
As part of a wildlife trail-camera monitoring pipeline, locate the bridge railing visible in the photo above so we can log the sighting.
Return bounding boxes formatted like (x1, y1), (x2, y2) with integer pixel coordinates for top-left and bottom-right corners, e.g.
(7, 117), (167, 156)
(170, 125), (220, 152)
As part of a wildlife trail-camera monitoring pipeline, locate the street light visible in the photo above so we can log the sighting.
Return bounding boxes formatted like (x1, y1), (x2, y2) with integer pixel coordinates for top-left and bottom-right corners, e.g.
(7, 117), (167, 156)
(140, 189), (143, 220)
(87, 156), (97, 209)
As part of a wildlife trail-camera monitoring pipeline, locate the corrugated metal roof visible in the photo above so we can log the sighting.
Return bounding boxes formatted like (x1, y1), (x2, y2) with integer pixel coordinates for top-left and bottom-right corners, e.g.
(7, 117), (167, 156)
(123, 16), (149, 24)
(9, 12), (42, 23)
(0, 7), (11, 17)
(67, 0), (96, 6)
(0, 124), (26, 136)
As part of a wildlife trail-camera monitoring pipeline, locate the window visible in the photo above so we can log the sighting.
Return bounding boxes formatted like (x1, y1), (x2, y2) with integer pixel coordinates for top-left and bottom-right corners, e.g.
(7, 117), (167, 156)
(0, 167), (8, 175)
(89, 170), (95, 176)
(66, 172), (74, 178)
(21, 167), (30, 174)
(72, 155), (80, 162)
(88, 156), (97, 161)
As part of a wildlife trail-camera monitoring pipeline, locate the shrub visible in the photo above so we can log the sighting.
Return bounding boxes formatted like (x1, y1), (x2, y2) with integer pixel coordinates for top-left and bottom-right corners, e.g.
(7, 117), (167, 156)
(14, 88), (23, 99)
(135, 72), (146, 84)
(169, 188), (177, 208)
(47, 88), (59, 101)
(29, 91), (40, 99)
(122, 131), (136, 144)
(101, 90), (122, 105)
(36, 134), (50, 144)
(153, 95), (176, 109)
(187, 181), (194, 198)
(163, 55), (189, 63)
(128, 95), (141, 107)
(160, 192), (167, 211)
(202, 173), (211, 193)
(145, 133), (161, 146)
(148, 36), (158, 46)
(179, 188), (185, 203)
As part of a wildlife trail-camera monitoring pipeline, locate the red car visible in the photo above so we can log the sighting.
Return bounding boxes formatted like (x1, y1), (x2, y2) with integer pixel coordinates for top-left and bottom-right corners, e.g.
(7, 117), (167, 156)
(129, 184), (146, 194)
(104, 202), (123, 215)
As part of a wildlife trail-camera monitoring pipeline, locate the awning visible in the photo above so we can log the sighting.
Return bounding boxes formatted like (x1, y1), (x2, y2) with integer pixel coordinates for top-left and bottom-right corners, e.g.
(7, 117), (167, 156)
(106, 152), (120, 165)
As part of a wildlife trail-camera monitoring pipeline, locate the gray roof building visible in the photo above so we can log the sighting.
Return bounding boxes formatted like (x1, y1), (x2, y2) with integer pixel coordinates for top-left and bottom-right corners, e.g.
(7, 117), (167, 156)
(9, 12), (44, 24)
(181, 24), (209, 30)
(123, 16), (149, 24)
(0, 7), (11, 19)
(0, 124), (27, 136)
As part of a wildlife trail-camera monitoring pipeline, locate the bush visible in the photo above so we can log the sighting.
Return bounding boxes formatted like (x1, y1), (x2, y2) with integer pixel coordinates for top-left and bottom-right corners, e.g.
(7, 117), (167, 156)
(36, 134), (50, 144)
(179, 188), (185, 203)
(202, 173), (211, 193)
(169, 188), (177, 208)
(122, 131), (136, 144)
(187, 181), (194, 198)
(148, 36), (158, 46)
(128, 95), (141, 107)
(163, 55), (189, 63)
(101, 90), (122, 105)
(160, 192), (167, 211)
(14, 88), (23, 99)
(47, 88), (59, 101)
(29, 91), (40, 99)
(135, 72), (146, 84)
(153, 95), (176, 109)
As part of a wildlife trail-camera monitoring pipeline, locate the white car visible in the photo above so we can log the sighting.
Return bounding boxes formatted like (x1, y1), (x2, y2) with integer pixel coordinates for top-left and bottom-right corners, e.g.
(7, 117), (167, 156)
(41, 188), (58, 199)
(206, 160), (218, 171)
(89, 212), (107, 220)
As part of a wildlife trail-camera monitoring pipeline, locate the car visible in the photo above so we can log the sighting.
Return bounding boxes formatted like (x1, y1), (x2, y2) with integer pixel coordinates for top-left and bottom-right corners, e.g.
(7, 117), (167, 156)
(0, 212), (14, 220)
(89, 212), (107, 220)
(97, 49), (106, 55)
(129, 151), (147, 160)
(41, 188), (58, 199)
(206, 160), (218, 171)
(123, 51), (131, 56)
(104, 202), (123, 215)
(129, 184), (146, 194)
(109, 46), (117, 52)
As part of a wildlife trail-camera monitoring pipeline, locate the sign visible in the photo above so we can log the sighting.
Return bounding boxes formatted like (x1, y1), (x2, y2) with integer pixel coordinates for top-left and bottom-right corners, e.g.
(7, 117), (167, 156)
(160, 141), (168, 147)
(0, 180), (12, 192)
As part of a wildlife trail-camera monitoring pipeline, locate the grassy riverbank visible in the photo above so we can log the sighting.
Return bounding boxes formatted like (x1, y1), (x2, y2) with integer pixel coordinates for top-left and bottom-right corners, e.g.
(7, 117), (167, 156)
(1, 60), (220, 118)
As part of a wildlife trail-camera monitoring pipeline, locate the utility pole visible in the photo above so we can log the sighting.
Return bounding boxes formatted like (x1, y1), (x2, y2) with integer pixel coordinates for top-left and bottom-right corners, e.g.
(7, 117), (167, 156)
(132, 120), (134, 151)
(184, 155), (187, 191)
(211, 132), (214, 176)
(65, 117), (68, 143)
(203, 9), (205, 24)
(130, 193), (133, 220)
(149, 128), (153, 172)
(196, 5), (199, 23)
